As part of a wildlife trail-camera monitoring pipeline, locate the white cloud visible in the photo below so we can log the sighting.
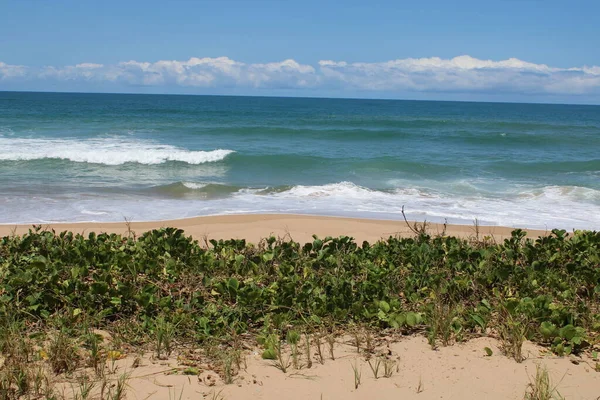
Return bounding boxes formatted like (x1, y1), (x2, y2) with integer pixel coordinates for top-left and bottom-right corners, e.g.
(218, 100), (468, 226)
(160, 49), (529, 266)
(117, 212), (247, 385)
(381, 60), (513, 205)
(75, 63), (104, 69)
(582, 66), (600, 75)
(318, 55), (600, 95)
(319, 60), (347, 67)
(0, 62), (27, 79)
(1, 55), (600, 97)
(39, 62), (107, 80)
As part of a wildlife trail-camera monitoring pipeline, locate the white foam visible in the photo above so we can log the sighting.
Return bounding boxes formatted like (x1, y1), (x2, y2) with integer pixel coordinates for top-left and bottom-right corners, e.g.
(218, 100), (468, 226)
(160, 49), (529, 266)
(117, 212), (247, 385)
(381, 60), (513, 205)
(0, 137), (234, 165)
(229, 182), (600, 230)
(80, 210), (109, 215)
(2, 182), (600, 230)
(182, 182), (208, 189)
(523, 185), (600, 202)
(283, 181), (377, 198)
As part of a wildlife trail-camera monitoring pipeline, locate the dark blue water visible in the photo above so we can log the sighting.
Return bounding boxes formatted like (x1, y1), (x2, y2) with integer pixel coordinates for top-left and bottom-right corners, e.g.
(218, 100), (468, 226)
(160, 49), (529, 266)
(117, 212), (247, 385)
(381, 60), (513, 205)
(1, 91), (599, 229)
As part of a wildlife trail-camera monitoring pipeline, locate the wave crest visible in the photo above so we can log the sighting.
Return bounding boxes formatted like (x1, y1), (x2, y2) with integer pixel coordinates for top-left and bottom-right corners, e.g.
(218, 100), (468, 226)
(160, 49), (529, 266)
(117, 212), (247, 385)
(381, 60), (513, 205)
(0, 137), (234, 165)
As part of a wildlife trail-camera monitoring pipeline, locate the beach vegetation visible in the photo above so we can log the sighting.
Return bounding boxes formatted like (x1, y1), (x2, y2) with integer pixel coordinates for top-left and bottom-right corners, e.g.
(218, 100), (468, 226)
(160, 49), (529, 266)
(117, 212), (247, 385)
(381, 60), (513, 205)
(271, 340), (291, 374)
(523, 365), (564, 400)
(304, 333), (312, 369)
(1, 225), (599, 395)
(498, 307), (528, 363)
(350, 361), (361, 389)
(326, 335), (336, 361)
(314, 333), (325, 364)
(382, 357), (396, 378)
(367, 357), (381, 379)
(416, 375), (424, 394)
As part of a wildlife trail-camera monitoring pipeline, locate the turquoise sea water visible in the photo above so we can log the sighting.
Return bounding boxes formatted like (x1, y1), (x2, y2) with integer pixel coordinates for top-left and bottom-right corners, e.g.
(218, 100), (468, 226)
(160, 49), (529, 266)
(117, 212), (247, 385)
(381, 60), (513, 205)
(1, 91), (599, 229)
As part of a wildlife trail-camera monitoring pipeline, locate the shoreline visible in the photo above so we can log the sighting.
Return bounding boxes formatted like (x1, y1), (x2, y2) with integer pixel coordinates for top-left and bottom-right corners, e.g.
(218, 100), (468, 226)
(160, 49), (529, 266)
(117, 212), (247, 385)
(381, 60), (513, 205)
(0, 213), (550, 243)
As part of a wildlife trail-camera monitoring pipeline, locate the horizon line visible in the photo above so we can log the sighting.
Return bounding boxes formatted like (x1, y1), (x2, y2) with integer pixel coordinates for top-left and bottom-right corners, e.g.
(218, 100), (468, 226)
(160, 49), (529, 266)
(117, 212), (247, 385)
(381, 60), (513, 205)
(2, 89), (599, 107)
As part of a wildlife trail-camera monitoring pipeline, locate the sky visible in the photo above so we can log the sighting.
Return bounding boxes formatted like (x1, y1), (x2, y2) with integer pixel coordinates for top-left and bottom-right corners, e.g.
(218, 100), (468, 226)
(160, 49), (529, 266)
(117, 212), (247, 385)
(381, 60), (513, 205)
(1, 0), (600, 103)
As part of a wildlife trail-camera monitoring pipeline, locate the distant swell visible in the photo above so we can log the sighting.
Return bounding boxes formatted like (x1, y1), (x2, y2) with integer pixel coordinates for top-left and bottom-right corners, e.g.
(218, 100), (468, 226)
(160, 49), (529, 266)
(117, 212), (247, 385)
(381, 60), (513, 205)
(0, 137), (234, 165)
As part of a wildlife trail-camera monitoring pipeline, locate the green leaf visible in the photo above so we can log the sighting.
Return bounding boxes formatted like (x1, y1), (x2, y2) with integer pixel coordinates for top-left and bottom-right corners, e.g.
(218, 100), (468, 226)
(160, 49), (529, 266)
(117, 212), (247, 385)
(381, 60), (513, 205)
(287, 330), (300, 345)
(235, 254), (245, 265)
(554, 343), (564, 356)
(91, 282), (108, 295)
(183, 367), (199, 375)
(564, 345), (572, 355)
(539, 321), (558, 339)
(379, 300), (390, 313)
(559, 324), (577, 341)
(471, 314), (486, 329)
(312, 239), (323, 251)
(392, 313), (406, 328)
(262, 349), (276, 360)
(110, 297), (122, 306)
(227, 278), (239, 292)
(30, 256), (48, 269)
(406, 312), (421, 328)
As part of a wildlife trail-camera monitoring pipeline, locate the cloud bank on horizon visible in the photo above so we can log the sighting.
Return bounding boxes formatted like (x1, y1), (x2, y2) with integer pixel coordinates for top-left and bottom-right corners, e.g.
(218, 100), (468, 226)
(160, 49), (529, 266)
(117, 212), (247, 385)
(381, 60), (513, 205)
(2, 55), (600, 98)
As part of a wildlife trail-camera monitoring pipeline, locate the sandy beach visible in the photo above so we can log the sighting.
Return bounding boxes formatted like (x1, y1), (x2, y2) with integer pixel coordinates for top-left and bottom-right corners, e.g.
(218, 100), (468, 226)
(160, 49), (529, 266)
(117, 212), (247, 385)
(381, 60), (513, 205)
(85, 335), (598, 400)
(0, 213), (550, 244)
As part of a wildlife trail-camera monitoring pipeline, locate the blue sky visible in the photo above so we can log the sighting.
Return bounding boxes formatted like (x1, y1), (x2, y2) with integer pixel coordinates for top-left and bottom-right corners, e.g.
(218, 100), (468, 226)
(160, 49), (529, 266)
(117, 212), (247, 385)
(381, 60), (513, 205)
(1, 0), (600, 103)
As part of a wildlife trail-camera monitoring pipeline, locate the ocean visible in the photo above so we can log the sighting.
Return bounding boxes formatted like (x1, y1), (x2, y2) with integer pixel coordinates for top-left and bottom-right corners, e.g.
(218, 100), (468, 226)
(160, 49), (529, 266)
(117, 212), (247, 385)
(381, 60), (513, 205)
(1, 91), (599, 230)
